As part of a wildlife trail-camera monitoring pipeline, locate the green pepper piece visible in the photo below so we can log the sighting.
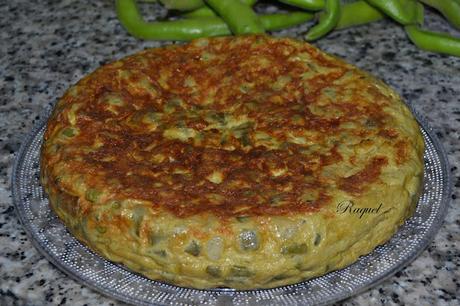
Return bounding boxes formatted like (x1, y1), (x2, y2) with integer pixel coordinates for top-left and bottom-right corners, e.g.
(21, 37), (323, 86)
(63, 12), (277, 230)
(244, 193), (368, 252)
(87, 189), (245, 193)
(281, 243), (308, 255)
(269, 273), (289, 282)
(96, 226), (107, 234)
(236, 216), (250, 222)
(154, 250), (167, 257)
(111, 201), (121, 209)
(62, 127), (76, 137)
(305, 0), (341, 41)
(314, 233), (321, 246)
(148, 231), (164, 245)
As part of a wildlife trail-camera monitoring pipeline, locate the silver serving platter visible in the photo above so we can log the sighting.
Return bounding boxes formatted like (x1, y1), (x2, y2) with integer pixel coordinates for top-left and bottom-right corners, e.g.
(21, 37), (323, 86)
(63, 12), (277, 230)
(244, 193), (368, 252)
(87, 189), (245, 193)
(12, 104), (450, 306)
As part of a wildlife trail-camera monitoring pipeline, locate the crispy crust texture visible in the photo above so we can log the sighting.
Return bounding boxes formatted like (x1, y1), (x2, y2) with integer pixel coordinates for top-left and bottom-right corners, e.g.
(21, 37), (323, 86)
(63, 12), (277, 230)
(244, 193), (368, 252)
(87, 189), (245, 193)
(40, 35), (424, 289)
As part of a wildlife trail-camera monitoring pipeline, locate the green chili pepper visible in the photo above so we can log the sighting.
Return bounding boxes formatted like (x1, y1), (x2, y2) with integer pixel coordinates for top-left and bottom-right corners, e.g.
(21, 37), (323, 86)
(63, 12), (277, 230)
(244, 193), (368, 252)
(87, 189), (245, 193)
(419, 0), (460, 29)
(278, 0), (325, 11)
(365, 0), (417, 25)
(305, 0), (340, 41)
(335, 0), (385, 30)
(205, 0), (264, 34)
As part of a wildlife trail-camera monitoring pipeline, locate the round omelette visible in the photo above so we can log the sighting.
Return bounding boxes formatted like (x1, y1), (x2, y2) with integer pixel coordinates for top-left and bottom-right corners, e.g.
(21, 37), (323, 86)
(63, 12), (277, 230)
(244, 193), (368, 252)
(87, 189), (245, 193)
(40, 35), (424, 289)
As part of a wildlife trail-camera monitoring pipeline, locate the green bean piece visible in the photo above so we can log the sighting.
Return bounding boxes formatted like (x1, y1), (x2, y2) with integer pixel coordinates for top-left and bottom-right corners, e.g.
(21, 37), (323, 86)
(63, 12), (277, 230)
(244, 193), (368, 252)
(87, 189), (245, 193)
(85, 189), (101, 203)
(230, 265), (253, 277)
(365, 0), (416, 25)
(116, 0), (229, 40)
(62, 127), (76, 137)
(278, 0), (325, 11)
(205, 0), (264, 34)
(281, 243), (308, 255)
(96, 226), (107, 234)
(261, 11), (314, 31)
(185, 240), (201, 256)
(159, 0), (204, 11)
(335, 0), (385, 30)
(206, 265), (222, 277)
(305, 0), (340, 41)
(419, 0), (460, 29)
(405, 25), (460, 57)
(314, 233), (322, 246)
(236, 216), (250, 222)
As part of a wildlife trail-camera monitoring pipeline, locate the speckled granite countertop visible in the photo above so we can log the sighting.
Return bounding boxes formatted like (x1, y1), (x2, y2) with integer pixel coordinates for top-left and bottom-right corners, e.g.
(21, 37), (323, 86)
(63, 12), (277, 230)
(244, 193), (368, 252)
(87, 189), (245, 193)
(1, 1), (459, 305)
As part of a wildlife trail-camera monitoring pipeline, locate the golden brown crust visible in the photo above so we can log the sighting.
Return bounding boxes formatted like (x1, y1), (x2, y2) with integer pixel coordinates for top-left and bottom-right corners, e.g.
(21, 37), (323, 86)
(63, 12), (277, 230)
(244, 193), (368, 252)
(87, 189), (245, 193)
(43, 35), (418, 218)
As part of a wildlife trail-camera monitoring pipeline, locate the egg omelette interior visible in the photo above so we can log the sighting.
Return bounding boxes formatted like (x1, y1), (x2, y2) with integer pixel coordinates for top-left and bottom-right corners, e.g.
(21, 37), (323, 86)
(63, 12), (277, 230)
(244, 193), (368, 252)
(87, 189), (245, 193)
(40, 35), (424, 289)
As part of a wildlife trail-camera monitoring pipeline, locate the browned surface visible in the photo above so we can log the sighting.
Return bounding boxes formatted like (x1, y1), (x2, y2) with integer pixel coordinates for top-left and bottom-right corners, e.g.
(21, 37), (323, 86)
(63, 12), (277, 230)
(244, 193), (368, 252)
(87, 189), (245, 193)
(43, 36), (407, 218)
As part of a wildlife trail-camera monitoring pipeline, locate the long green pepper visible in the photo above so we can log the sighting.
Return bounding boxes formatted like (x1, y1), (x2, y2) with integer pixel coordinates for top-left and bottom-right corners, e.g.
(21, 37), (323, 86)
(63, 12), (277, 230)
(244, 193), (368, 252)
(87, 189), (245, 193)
(305, 0), (340, 41)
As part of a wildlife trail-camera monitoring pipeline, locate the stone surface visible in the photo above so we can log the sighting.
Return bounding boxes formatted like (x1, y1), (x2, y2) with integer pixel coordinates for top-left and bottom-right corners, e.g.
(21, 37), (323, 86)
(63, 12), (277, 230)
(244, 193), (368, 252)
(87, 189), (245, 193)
(0, 1), (458, 305)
